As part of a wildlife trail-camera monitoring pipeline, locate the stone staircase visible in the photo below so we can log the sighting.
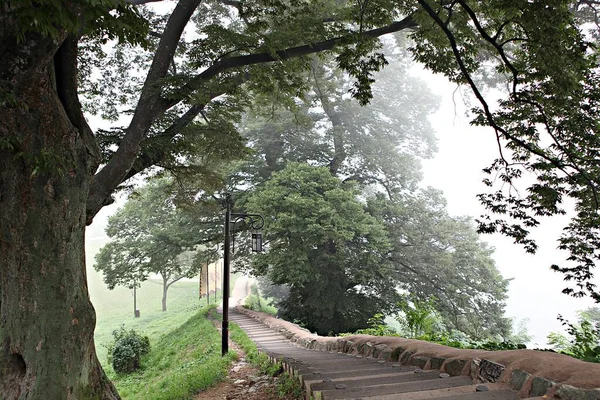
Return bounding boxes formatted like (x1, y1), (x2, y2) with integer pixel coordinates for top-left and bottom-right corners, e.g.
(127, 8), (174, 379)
(230, 309), (524, 400)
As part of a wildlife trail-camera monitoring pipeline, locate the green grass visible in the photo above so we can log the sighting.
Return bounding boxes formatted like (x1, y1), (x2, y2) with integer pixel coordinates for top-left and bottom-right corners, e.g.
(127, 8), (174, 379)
(108, 306), (238, 400)
(86, 237), (224, 364)
(86, 236), (243, 398)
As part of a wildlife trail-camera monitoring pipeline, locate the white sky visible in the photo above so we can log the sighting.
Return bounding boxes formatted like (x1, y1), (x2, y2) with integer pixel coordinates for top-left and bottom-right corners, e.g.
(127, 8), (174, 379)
(418, 71), (598, 346)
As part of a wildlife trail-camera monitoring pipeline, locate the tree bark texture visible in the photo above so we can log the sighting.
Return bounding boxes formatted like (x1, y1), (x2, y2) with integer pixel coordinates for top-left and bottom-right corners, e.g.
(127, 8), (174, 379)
(0, 31), (119, 399)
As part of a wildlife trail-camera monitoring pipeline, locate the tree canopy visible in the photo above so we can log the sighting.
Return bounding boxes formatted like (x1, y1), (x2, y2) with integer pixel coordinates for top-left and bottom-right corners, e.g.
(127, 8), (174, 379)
(4, 0), (600, 397)
(246, 163), (397, 334)
(221, 51), (511, 336)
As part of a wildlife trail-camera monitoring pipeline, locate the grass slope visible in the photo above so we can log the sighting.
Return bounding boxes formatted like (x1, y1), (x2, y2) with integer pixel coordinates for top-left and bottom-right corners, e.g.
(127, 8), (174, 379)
(86, 237), (223, 364)
(108, 306), (237, 400)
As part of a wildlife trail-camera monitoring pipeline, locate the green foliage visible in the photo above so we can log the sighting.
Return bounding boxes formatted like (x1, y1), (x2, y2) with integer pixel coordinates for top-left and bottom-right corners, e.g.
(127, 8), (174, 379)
(246, 163), (397, 335)
(343, 315), (526, 351)
(95, 177), (218, 310)
(408, 0), (600, 301)
(244, 285), (278, 316)
(107, 326), (150, 374)
(108, 306), (237, 399)
(368, 191), (512, 339)
(352, 314), (398, 337)
(396, 295), (441, 339)
(547, 313), (600, 363)
(275, 373), (304, 400)
(233, 50), (511, 338)
(9, 0), (148, 45)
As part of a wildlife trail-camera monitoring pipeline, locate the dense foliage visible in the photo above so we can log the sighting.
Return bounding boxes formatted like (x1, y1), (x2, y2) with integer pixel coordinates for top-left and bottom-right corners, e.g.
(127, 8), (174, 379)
(547, 307), (600, 363)
(107, 326), (151, 374)
(246, 163), (397, 334)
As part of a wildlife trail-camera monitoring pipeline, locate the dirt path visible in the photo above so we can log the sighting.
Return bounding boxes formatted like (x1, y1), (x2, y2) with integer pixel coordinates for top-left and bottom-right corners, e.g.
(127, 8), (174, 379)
(194, 305), (299, 400)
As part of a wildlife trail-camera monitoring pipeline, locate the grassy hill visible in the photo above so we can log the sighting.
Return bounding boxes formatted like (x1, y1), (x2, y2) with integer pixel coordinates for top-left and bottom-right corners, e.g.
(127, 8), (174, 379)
(85, 237), (223, 365)
(106, 306), (236, 400)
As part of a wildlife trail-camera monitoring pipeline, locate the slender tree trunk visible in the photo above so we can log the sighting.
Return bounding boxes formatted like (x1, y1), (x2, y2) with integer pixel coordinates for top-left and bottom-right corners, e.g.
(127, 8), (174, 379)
(162, 277), (168, 312)
(134, 284), (138, 318)
(0, 33), (119, 399)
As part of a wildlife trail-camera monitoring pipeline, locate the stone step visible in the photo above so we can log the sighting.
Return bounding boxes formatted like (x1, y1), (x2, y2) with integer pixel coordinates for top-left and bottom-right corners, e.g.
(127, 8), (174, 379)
(355, 384), (518, 400)
(228, 309), (521, 400)
(317, 376), (474, 399)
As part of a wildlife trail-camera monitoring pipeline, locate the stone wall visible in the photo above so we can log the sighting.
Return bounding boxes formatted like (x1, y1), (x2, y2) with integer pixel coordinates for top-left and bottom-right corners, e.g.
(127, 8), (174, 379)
(234, 306), (600, 399)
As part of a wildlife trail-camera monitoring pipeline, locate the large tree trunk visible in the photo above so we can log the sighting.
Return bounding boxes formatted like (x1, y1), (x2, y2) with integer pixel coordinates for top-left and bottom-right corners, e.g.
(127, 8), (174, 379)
(0, 32), (119, 399)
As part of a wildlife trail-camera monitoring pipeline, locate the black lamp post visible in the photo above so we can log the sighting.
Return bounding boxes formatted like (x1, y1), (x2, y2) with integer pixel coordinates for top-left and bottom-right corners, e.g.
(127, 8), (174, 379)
(222, 195), (264, 356)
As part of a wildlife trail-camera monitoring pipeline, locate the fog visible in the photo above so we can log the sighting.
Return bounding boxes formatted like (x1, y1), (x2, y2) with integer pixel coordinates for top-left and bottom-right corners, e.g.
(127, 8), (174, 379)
(85, 40), (599, 347)
(419, 72), (598, 346)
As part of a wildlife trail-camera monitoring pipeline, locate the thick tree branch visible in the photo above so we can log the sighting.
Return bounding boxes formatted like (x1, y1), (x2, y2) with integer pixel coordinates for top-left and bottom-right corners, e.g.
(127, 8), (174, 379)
(170, 15), (418, 107)
(54, 35), (101, 171)
(87, 13), (417, 222)
(88, 0), (202, 222)
(121, 73), (251, 183)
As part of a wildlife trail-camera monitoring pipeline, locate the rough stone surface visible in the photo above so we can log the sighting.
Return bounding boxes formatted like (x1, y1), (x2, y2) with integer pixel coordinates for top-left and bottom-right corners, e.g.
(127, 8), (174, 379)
(510, 369), (531, 391)
(429, 356), (446, 370)
(479, 359), (505, 383)
(390, 346), (406, 361)
(529, 376), (555, 397)
(443, 359), (467, 376)
(410, 355), (430, 369)
(400, 350), (414, 364)
(373, 344), (387, 358)
(235, 306), (600, 393)
(380, 348), (392, 361)
(556, 385), (600, 400)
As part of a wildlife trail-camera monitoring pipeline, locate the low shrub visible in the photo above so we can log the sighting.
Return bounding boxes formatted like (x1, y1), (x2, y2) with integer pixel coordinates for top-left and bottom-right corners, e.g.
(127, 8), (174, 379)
(244, 285), (278, 316)
(107, 326), (151, 374)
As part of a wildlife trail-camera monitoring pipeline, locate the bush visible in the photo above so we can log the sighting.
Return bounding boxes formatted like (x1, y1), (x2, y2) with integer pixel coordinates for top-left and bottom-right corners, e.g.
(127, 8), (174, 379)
(547, 314), (600, 363)
(244, 285), (278, 316)
(107, 326), (151, 374)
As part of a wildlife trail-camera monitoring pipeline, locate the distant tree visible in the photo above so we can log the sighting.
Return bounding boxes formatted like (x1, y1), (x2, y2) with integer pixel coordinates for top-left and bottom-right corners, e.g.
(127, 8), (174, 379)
(580, 307), (600, 325)
(367, 189), (512, 339)
(95, 178), (209, 311)
(246, 164), (397, 334)
(506, 318), (534, 345)
(236, 50), (511, 339)
(239, 48), (438, 191)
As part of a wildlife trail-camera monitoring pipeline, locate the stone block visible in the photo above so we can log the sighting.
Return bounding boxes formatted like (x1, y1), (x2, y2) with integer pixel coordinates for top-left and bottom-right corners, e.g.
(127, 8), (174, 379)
(556, 385), (600, 400)
(344, 340), (354, 353)
(373, 344), (387, 358)
(429, 356), (446, 370)
(479, 359), (505, 383)
(443, 359), (467, 376)
(410, 356), (430, 369)
(361, 342), (373, 356)
(380, 348), (393, 361)
(390, 346), (406, 362)
(400, 350), (414, 364)
(529, 376), (555, 397)
(509, 369), (530, 391)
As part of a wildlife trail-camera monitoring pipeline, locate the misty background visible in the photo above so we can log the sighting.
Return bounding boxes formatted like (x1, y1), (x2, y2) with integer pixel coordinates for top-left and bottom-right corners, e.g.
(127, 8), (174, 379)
(85, 61), (598, 347)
